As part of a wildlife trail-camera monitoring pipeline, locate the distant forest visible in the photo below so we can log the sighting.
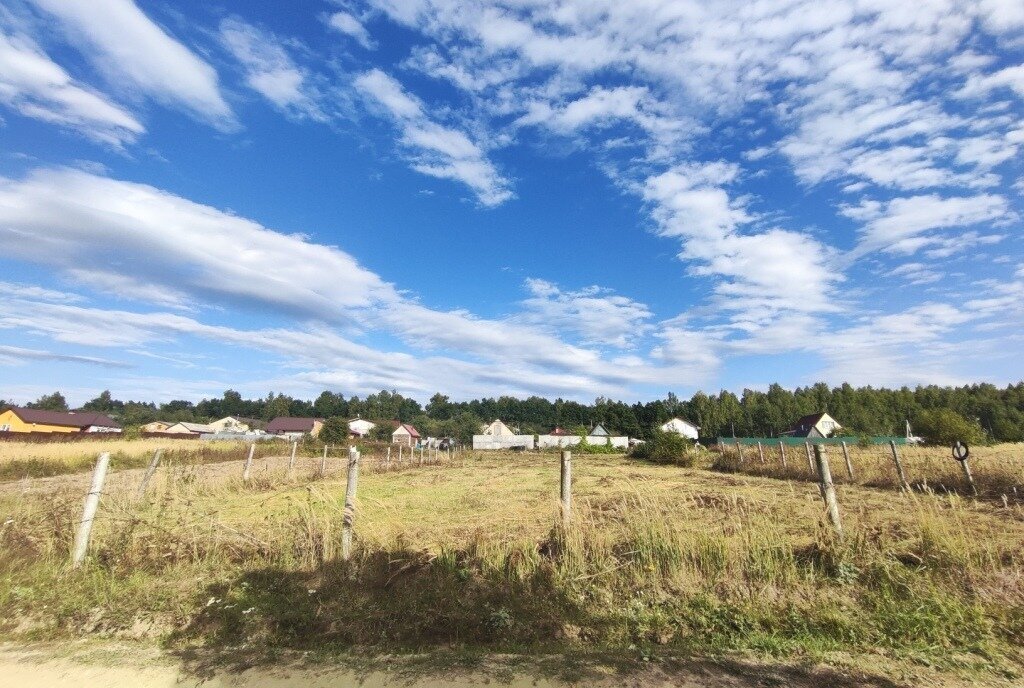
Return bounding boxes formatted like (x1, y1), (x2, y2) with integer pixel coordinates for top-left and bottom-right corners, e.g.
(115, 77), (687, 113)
(6, 381), (1024, 442)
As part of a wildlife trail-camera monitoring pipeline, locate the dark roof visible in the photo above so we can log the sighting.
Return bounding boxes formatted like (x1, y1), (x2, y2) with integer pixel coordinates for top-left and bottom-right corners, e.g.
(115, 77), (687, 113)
(394, 423), (420, 438)
(6, 406), (120, 429)
(788, 413), (828, 432)
(266, 417), (323, 433)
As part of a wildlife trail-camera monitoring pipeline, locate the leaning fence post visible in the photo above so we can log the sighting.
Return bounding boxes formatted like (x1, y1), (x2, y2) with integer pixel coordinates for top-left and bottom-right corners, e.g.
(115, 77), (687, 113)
(242, 443), (255, 482)
(889, 440), (910, 491)
(841, 441), (854, 480)
(320, 444), (328, 477)
(756, 441), (765, 464)
(288, 441), (298, 478)
(954, 443), (978, 497)
(136, 448), (163, 497)
(341, 447), (360, 561)
(779, 441), (787, 468)
(734, 439), (744, 465)
(813, 445), (843, 537)
(560, 450), (572, 526)
(72, 452), (110, 568)
(805, 442), (815, 473)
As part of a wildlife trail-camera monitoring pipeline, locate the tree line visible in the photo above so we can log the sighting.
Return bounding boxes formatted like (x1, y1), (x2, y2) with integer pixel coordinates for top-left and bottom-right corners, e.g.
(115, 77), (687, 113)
(5, 381), (1024, 442)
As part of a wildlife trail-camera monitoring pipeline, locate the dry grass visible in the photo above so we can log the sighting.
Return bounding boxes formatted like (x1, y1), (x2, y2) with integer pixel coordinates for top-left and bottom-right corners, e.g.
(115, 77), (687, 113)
(0, 438), (274, 481)
(1, 450), (1023, 680)
(714, 441), (1024, 501)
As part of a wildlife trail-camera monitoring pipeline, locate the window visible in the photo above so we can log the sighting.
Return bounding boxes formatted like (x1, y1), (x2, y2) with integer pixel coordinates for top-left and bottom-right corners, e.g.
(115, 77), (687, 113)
(0, 424), (10, 432)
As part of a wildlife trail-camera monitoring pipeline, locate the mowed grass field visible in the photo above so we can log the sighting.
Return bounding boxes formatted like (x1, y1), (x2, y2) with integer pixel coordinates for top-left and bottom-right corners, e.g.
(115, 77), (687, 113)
(1, 448), (1023, 684)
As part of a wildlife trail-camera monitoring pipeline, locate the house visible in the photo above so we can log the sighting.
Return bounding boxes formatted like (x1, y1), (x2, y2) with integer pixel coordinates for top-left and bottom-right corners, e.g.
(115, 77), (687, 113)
(209, 416), (262, 433)
(163, 421), (215, 435)
(784, 412), (842, 439)
(0, 407), (121, 434)
(589, 424), (610, 437)
(549, 426), (571, 436)
(141, 421), (171, 433)
(660, 417), (700, 440)
(267, 417), (324, 438)
(347, 417), (376, 438)
(392, 423), (421, 447)
(480, 419), (515, 436)
(537, 423), (630, 449)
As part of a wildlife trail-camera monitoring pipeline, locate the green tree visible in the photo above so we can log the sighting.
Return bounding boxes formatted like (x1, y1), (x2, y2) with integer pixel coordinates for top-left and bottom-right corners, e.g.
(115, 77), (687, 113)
(914, 408), (986, 446)
(28, 391), (68, 412)
(82, 390), (121, 413)
(319, 417), (350, 444)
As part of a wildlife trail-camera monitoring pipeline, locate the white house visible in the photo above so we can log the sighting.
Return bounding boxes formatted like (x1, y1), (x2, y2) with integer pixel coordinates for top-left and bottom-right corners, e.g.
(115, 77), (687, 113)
(660, 417), (700, 440)
(480, 419), (515, 436)
(783, 412), (842, 439)
(348, 418), (376, 437)
(209, 416), (260, 433)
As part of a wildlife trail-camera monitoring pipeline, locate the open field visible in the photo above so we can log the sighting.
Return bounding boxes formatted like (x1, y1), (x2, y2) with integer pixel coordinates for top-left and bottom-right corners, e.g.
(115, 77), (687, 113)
(714, 441), (1024, 500)
(1, 447), (1023, 685)
(0, 437), (277, 482)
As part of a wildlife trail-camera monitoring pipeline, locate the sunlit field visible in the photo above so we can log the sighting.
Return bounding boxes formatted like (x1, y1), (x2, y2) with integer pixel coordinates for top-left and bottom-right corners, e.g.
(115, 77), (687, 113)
(1, 449), (1022, 683)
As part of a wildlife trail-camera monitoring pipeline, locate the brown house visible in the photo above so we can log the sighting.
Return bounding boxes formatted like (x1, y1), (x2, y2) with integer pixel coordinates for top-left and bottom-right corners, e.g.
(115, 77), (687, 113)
(266, 417), (324, 438)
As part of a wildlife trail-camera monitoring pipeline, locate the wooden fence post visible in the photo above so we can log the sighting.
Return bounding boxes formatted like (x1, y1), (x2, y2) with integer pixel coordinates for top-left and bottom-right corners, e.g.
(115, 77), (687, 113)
(72, 452), (110, 568)
(385, 446), (391, 470)
(779, 441), (787, 468)
(813, 445), (843, 537)
(958, 449), (978, 497)
(841, 441), (854, 480)
(320, 444), (328, 477)
(288, 441), (298, 478)
(242, 443), (255, 482)
(398, 445), (403, 464)
(560, 450), (572, 526)
(136, 448), (163, 497)
(418, 446), (424, 466)
(341, 447), (360, 561)
(756, 441), (765, 464)
(805, 442), (815, 473)
(734, 439), (744, 465)
(889, 440), (910, 491)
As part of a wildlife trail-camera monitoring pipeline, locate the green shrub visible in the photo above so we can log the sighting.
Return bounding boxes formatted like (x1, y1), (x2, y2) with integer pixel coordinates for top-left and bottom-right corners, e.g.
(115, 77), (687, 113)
(914, 409), (986, 447)
(629, 430), (694, 466)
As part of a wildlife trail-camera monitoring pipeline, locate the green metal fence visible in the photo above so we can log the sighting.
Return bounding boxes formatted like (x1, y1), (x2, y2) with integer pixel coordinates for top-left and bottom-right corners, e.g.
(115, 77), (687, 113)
(712, 436), (910, 447)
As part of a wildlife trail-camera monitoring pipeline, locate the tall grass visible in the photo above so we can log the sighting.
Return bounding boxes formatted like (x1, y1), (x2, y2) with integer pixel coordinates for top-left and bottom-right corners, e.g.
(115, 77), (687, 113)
(713, 441), (1023, 501)
(1, 452), (1021, 672)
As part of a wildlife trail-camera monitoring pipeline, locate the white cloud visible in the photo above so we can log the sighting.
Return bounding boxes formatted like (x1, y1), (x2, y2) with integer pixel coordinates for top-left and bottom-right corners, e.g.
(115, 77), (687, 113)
(27, 0), (234, 128)
(220, 17), (324, 121)
(843, 193), (1011, 255)
(515, 278), (653, 348)
(328, 11), (376, 50)
(0, 344), (130, 368)
(354, 68), (513, 206)
(0, 28), (143, 145)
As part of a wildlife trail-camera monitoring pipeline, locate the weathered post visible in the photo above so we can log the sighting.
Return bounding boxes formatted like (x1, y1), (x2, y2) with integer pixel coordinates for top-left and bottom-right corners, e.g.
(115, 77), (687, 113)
(288, 441), (298, 477)
(560, 450), (572, 526)
(805, 443), (815, 473)
(136, 448), (163, 497)
(889, 440), (910, 491)
(756, 441), (765, 464)
(320, 444), (328, 477)
(385, 446), (391, 470)
(341, 447), (360, 561)
(734, 439), (744, 465)
(813, 445), (843, 537)
(841, 441), (854, 481)
(242, 443), (256, 482)
(72, 452), (110, 568)
(418, 446), (424, 466)
(398, 445), (403, 464)
(953, 443), (977, 497)
(779, 441), (787, 468)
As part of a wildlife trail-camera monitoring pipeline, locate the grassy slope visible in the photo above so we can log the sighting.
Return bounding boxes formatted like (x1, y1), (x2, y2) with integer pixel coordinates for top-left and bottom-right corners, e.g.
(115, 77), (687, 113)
(1, 451), (1022, 683)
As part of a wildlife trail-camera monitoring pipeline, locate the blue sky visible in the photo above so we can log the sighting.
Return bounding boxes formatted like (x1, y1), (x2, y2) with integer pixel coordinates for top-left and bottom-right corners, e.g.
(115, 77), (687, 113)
(1, 0), (1022, 406)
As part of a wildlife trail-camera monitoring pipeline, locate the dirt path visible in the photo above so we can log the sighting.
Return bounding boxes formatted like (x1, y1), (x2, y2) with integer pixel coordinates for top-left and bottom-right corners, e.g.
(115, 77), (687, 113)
(0, 640), (993, 688)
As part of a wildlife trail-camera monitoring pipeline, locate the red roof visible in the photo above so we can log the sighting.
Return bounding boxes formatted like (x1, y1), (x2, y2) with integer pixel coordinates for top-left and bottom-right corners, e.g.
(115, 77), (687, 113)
(549, 427), (570, 436)
(6, 407), (120, 429)
(266, 417), (323, 433)
(394, 423), (420, 438)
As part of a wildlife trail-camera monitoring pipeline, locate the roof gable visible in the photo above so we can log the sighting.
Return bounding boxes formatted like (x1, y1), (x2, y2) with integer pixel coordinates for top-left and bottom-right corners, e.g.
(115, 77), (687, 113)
(6, 406), (120, 429)
(266, 417), (323, 432)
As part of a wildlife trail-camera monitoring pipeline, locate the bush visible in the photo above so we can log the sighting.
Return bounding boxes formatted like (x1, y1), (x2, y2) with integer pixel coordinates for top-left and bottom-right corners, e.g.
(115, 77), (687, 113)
(319, 416), (350, 444)
(913, 409), (986, 447)
(629, 431), (694, 466)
